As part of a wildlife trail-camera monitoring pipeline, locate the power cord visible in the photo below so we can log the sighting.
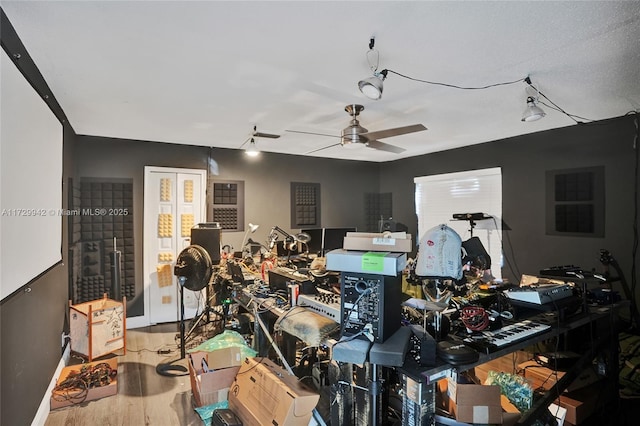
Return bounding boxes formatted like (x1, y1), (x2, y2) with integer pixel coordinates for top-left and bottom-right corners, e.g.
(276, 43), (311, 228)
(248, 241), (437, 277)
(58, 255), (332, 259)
(341, 288), (372, 329)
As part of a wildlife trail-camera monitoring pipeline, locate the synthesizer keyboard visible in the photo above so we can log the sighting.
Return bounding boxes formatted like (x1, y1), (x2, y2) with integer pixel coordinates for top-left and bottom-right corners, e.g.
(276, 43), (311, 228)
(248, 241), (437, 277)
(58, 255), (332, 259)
(462, 319), (552, 354)
(504, 284), (573, 305)
(297, 288), (341, 323)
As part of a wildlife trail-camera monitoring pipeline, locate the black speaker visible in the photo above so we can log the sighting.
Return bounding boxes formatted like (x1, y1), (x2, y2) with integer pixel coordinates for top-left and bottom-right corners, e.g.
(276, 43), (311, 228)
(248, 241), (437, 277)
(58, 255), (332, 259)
(340, 272), (402, 343)
(378, 219), (408, 233)
(191, 223), (222, 265)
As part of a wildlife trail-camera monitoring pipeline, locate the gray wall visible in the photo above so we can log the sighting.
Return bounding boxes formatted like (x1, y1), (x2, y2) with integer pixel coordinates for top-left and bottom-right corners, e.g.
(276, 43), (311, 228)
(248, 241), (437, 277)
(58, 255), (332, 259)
(380, 116), (637, 285)
(73, 136), (380, 316)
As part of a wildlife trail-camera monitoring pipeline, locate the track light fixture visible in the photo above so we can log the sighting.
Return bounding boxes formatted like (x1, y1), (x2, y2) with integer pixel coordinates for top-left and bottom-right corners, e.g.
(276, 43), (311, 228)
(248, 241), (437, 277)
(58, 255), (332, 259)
(245, 138), (260, 157)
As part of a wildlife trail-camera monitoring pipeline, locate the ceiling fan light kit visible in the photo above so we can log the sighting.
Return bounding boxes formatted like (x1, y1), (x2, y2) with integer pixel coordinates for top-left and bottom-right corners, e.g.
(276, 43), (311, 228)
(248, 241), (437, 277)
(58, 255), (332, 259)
(287, 103), (427, 154)
(239, 126), (280, 157)
(245, 138), (260, 156)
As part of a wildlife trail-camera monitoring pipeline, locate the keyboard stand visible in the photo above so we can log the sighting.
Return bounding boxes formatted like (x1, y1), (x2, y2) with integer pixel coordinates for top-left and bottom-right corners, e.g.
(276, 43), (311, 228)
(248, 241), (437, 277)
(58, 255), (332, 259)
(399, 302), (626, 426)
(516, 329), (612, 426)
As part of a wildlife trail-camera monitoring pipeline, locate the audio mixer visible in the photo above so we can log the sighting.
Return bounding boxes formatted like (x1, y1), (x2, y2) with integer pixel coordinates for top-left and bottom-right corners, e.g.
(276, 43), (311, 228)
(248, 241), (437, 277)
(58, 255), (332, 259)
(297, 288), (341, 323)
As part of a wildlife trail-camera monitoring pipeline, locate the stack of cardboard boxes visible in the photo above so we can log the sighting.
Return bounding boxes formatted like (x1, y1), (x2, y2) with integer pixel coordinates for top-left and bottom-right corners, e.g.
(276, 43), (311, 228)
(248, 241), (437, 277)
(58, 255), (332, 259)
(188, 348), (320, 426)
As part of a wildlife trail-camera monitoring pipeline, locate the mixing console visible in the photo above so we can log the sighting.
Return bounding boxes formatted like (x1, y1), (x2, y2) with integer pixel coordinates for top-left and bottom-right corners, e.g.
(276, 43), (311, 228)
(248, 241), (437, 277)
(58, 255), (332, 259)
(297, 288), (341, 323)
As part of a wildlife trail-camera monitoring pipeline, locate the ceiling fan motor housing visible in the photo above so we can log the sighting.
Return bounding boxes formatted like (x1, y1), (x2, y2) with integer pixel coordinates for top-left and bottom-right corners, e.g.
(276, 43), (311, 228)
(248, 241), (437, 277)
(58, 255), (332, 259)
(341, 122), (369, 146)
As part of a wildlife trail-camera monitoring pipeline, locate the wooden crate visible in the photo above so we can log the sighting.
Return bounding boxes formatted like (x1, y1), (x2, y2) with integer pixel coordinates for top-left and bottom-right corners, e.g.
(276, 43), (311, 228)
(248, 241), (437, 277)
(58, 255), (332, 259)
(69, 294), (126, 361)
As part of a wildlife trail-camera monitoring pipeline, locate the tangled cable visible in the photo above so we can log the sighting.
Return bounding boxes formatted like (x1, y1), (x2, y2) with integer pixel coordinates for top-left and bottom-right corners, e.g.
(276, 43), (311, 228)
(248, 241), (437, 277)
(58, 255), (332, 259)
(51, 362), (117, 405)
(460, 305), (490, 331)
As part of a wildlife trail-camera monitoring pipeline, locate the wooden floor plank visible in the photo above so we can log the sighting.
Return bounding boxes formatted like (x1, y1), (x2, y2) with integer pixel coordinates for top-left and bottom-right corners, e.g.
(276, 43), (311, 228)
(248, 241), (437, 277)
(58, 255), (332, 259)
(45, 323), (204, 426)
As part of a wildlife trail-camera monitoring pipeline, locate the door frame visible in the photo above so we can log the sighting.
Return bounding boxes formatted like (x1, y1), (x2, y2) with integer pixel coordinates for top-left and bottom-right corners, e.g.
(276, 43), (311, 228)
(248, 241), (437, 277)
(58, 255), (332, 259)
(129, 166), (207, 329)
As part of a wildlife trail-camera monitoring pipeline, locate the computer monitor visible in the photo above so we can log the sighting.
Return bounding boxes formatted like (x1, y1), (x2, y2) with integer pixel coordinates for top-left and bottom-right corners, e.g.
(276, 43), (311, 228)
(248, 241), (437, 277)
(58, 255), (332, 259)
(322, 227), (357, 254)
(301, 228), (323, 256)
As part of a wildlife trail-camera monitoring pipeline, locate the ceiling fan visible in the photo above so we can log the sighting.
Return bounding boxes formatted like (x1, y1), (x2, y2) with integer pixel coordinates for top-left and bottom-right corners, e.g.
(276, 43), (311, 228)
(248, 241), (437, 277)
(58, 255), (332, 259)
(239, 125), (280, 148)
(287, 104), (427, 154)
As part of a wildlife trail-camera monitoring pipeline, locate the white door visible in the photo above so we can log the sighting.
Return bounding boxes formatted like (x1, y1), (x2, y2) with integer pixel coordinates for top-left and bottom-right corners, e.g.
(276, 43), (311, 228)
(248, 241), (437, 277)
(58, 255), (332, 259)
(144, 166), (207, 324)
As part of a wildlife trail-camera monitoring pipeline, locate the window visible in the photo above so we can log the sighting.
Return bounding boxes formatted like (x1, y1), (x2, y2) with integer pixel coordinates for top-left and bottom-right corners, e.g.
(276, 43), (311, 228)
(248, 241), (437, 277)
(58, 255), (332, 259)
(414, 167), (503, 279)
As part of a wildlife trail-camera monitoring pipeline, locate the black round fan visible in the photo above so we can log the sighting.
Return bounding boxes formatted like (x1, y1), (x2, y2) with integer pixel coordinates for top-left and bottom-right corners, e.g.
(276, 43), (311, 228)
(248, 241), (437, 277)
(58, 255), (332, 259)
(172, 245), (213, 363)
(174, 245), (212, 291)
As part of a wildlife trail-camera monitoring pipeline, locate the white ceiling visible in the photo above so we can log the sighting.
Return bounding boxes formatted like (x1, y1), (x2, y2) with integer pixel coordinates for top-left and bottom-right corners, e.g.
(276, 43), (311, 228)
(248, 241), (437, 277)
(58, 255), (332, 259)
(2, 1), (640, 162)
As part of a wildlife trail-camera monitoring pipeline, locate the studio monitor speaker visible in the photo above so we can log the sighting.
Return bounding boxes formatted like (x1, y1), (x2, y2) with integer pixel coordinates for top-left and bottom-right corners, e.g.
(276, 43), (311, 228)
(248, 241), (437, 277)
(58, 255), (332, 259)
(191, 223), (222, 265)
(378, 219), (408, 233)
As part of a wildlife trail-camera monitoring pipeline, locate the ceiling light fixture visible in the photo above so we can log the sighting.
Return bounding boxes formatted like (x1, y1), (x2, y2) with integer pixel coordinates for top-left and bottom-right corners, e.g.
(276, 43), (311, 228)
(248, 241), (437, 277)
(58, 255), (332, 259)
(357, 37), (526, 101)
(522, 96), (546, 122)
(521, 76), (592, 124)
(245, 138), (260, 157)
(358, 37), (387, 100)
(521, 77), (546, 122)
(358, 70), (387, 100)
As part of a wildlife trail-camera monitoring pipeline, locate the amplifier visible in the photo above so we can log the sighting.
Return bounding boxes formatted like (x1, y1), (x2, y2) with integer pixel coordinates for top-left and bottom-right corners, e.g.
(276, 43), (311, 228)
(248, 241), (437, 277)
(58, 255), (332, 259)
(211, 409), (242, 426)
(268, 267), (312, 292)
(340, 272), (401, 343)
(297, 289), (341, 323)
(191, 223), (222, 265)
(402, 374), (436, 426)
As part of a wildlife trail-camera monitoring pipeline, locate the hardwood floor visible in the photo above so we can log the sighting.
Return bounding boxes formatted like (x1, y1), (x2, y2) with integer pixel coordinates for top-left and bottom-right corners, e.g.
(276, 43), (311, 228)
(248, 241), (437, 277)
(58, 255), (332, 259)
(45, 322), (212, 426)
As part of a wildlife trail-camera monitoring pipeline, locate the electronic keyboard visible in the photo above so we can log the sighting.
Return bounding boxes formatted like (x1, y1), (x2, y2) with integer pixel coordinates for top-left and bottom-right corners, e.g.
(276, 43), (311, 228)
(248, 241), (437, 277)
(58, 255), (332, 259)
(504, 284), (573, 305)
(462, 319), (552, 354)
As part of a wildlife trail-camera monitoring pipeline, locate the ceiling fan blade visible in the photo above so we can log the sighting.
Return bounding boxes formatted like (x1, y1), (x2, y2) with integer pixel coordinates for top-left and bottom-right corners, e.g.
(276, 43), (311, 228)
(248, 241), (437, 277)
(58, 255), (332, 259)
(367, 140), (406, 154)
(305, 142), (342, 154)
(251, 125), (280, 139)
(363, 124), (427, 141)
(286, 129), (341, 139)
(253, 132), (280, 139)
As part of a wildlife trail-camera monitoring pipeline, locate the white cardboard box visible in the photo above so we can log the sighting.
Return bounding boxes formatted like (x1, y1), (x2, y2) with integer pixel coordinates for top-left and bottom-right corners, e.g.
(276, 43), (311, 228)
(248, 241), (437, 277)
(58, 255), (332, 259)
(343, 232), (413, 253)
(326, 249), (407, 276)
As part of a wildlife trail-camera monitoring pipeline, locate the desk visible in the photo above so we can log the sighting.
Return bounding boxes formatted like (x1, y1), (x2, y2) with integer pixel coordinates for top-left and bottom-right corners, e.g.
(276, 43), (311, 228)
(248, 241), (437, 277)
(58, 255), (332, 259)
(400, 303), (624, 426)
(234, 287), (339, 361)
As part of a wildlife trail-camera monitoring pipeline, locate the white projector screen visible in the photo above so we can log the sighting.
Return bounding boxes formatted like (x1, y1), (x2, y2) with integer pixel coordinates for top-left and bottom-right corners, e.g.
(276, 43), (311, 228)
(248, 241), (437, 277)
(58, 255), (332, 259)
(1, 49), (63, 300)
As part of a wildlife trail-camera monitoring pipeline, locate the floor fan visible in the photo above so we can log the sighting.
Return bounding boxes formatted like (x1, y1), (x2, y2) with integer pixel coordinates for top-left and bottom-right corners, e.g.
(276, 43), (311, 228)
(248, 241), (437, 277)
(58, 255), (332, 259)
(156, 245), (212, 376)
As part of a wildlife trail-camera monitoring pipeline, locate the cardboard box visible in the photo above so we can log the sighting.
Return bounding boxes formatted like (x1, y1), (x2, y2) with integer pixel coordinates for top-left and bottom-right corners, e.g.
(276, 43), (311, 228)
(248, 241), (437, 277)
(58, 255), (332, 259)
(343, 232), (413, 253)
(517, 361), (601, 393)
(326, 249), (407, 276)
(188, 347), (245, 407)
(449, 383), (503, 425)
(229, 357), (320, 426)
(50, 357), (118, 410)
(556, 380), (603, 425)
